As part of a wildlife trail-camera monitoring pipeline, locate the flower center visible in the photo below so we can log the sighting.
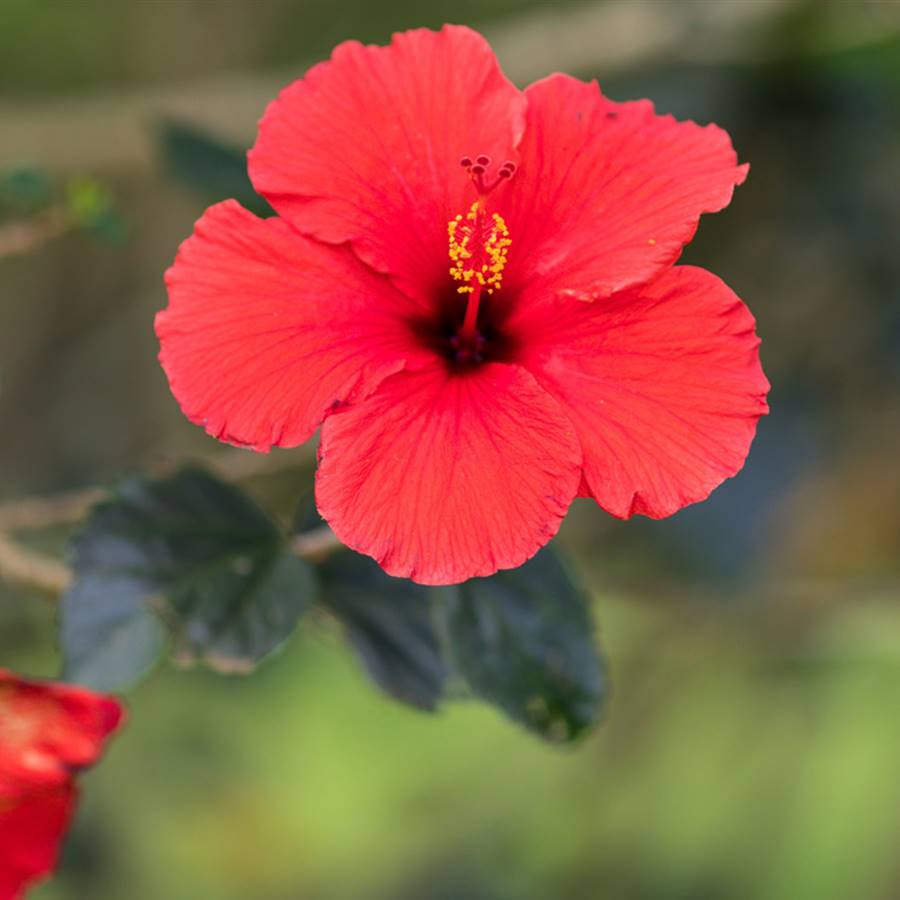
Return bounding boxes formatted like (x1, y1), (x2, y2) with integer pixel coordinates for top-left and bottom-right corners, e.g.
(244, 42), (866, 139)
(448, 203), (510, 297)
(446, 155), (516, 360)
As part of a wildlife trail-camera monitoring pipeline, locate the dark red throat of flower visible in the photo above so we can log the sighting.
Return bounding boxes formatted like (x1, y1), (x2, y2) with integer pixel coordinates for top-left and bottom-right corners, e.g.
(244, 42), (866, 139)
(447, 154), (516, 361)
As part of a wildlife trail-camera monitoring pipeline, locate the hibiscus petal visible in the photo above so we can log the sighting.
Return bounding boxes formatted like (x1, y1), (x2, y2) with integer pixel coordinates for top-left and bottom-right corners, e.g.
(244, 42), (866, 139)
(0, 671), (123, 900)
(248, 25), (525, 299)
(0, 785), (75, 900)
(501, 74), (748, 302)
(0, 670), (123, 789)
(509, 267), (769, 519)
(157, 201), (431, 452)
(315, 362), (582, 585)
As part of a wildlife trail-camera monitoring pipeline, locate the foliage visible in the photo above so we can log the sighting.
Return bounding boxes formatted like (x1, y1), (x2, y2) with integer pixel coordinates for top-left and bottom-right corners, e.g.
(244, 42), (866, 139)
(158, 120), (273, 218)
(437, 550), (603, 742)
(60, 468), (316, 687)
(59, 466), (606, 742)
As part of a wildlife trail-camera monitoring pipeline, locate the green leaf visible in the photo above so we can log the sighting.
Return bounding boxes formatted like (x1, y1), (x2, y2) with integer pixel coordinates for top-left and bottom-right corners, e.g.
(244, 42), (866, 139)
(63, 176), (127, 242)
(319, 552), (447, 712)
(158, 119), (272, 217)
(438, 547), (605, 743)
(0, 166), (53, 214)
(60, 572), (165, 692)
(291, 489), (324, 536)
(60, 467), (315, 689)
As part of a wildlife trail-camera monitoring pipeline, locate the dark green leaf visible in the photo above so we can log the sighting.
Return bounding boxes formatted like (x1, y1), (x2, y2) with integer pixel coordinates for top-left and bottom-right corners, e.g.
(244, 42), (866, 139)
(60, 572), (165, 691)
(0, 166), (53, 214)
(166, 546), (314, 674)
(438, 547), (605, 743)
(60, 467), (315, 689)
(319, 552), (447, 711)
(158, 119), (272, 217)
(292, 489), (324, 536)
(63, 176), (127, 243)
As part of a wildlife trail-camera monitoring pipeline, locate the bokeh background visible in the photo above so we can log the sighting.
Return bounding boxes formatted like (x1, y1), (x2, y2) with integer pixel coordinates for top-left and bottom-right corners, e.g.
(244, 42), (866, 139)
(2, 1), (900, 898)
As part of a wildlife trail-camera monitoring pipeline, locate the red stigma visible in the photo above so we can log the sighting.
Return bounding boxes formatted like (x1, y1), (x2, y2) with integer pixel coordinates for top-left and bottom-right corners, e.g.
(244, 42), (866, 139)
(462, 151), (518, 196)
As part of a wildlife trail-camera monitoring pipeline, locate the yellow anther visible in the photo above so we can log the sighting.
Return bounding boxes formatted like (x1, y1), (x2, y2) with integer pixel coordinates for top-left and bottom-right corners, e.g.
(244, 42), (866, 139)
(447, 202), (511, 295)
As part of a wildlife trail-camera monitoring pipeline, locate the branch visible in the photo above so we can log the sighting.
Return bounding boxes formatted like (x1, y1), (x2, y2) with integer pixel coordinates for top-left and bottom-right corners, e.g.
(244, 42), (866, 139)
(0, 525), (344, 598)
(291, 525), (344, 564)
(0, 526), (344, 598)
(0, 208), (70, 259)
(0, 443), (329, 597)
(0, 533), (72, 595)
(0, 444), (316, 533)
(0, 487), (108, 533)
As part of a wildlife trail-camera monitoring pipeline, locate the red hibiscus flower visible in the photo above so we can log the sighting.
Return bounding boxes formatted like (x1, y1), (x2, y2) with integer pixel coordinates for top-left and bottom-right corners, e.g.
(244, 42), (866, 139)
(0, 670), (123, 900)
(157, 25), (769, 585)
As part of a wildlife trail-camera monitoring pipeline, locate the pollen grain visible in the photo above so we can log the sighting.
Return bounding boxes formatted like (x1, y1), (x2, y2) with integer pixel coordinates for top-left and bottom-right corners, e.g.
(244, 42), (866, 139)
(448, 202), (511, 296)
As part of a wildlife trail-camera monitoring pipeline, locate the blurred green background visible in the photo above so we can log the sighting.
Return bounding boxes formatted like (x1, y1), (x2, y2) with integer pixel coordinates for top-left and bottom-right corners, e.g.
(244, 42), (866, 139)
(2, 1), (900, 898)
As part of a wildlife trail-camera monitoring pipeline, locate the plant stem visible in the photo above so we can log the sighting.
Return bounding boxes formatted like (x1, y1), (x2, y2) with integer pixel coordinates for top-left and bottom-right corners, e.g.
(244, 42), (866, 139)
(0, 443), (335, 598)
(0, 533), (72, 595)
(0, 208), (70, 259)
(291, 525), (344, 563)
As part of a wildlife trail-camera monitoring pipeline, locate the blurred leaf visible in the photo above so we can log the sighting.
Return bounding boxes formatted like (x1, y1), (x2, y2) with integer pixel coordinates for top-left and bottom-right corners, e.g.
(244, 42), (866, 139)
(437, 547), (605, 743)
(60, 467), (315, 689)
(292, 489), (324, 536)
(319, 552), (447, 712)
(64, 176), (108, 221)
(159, 119), (272, 216)
(60, 573), (165, 691)
(64, 176), (127, 243)
(0, 166), (53, 215)
(83, 206), (127, 242)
